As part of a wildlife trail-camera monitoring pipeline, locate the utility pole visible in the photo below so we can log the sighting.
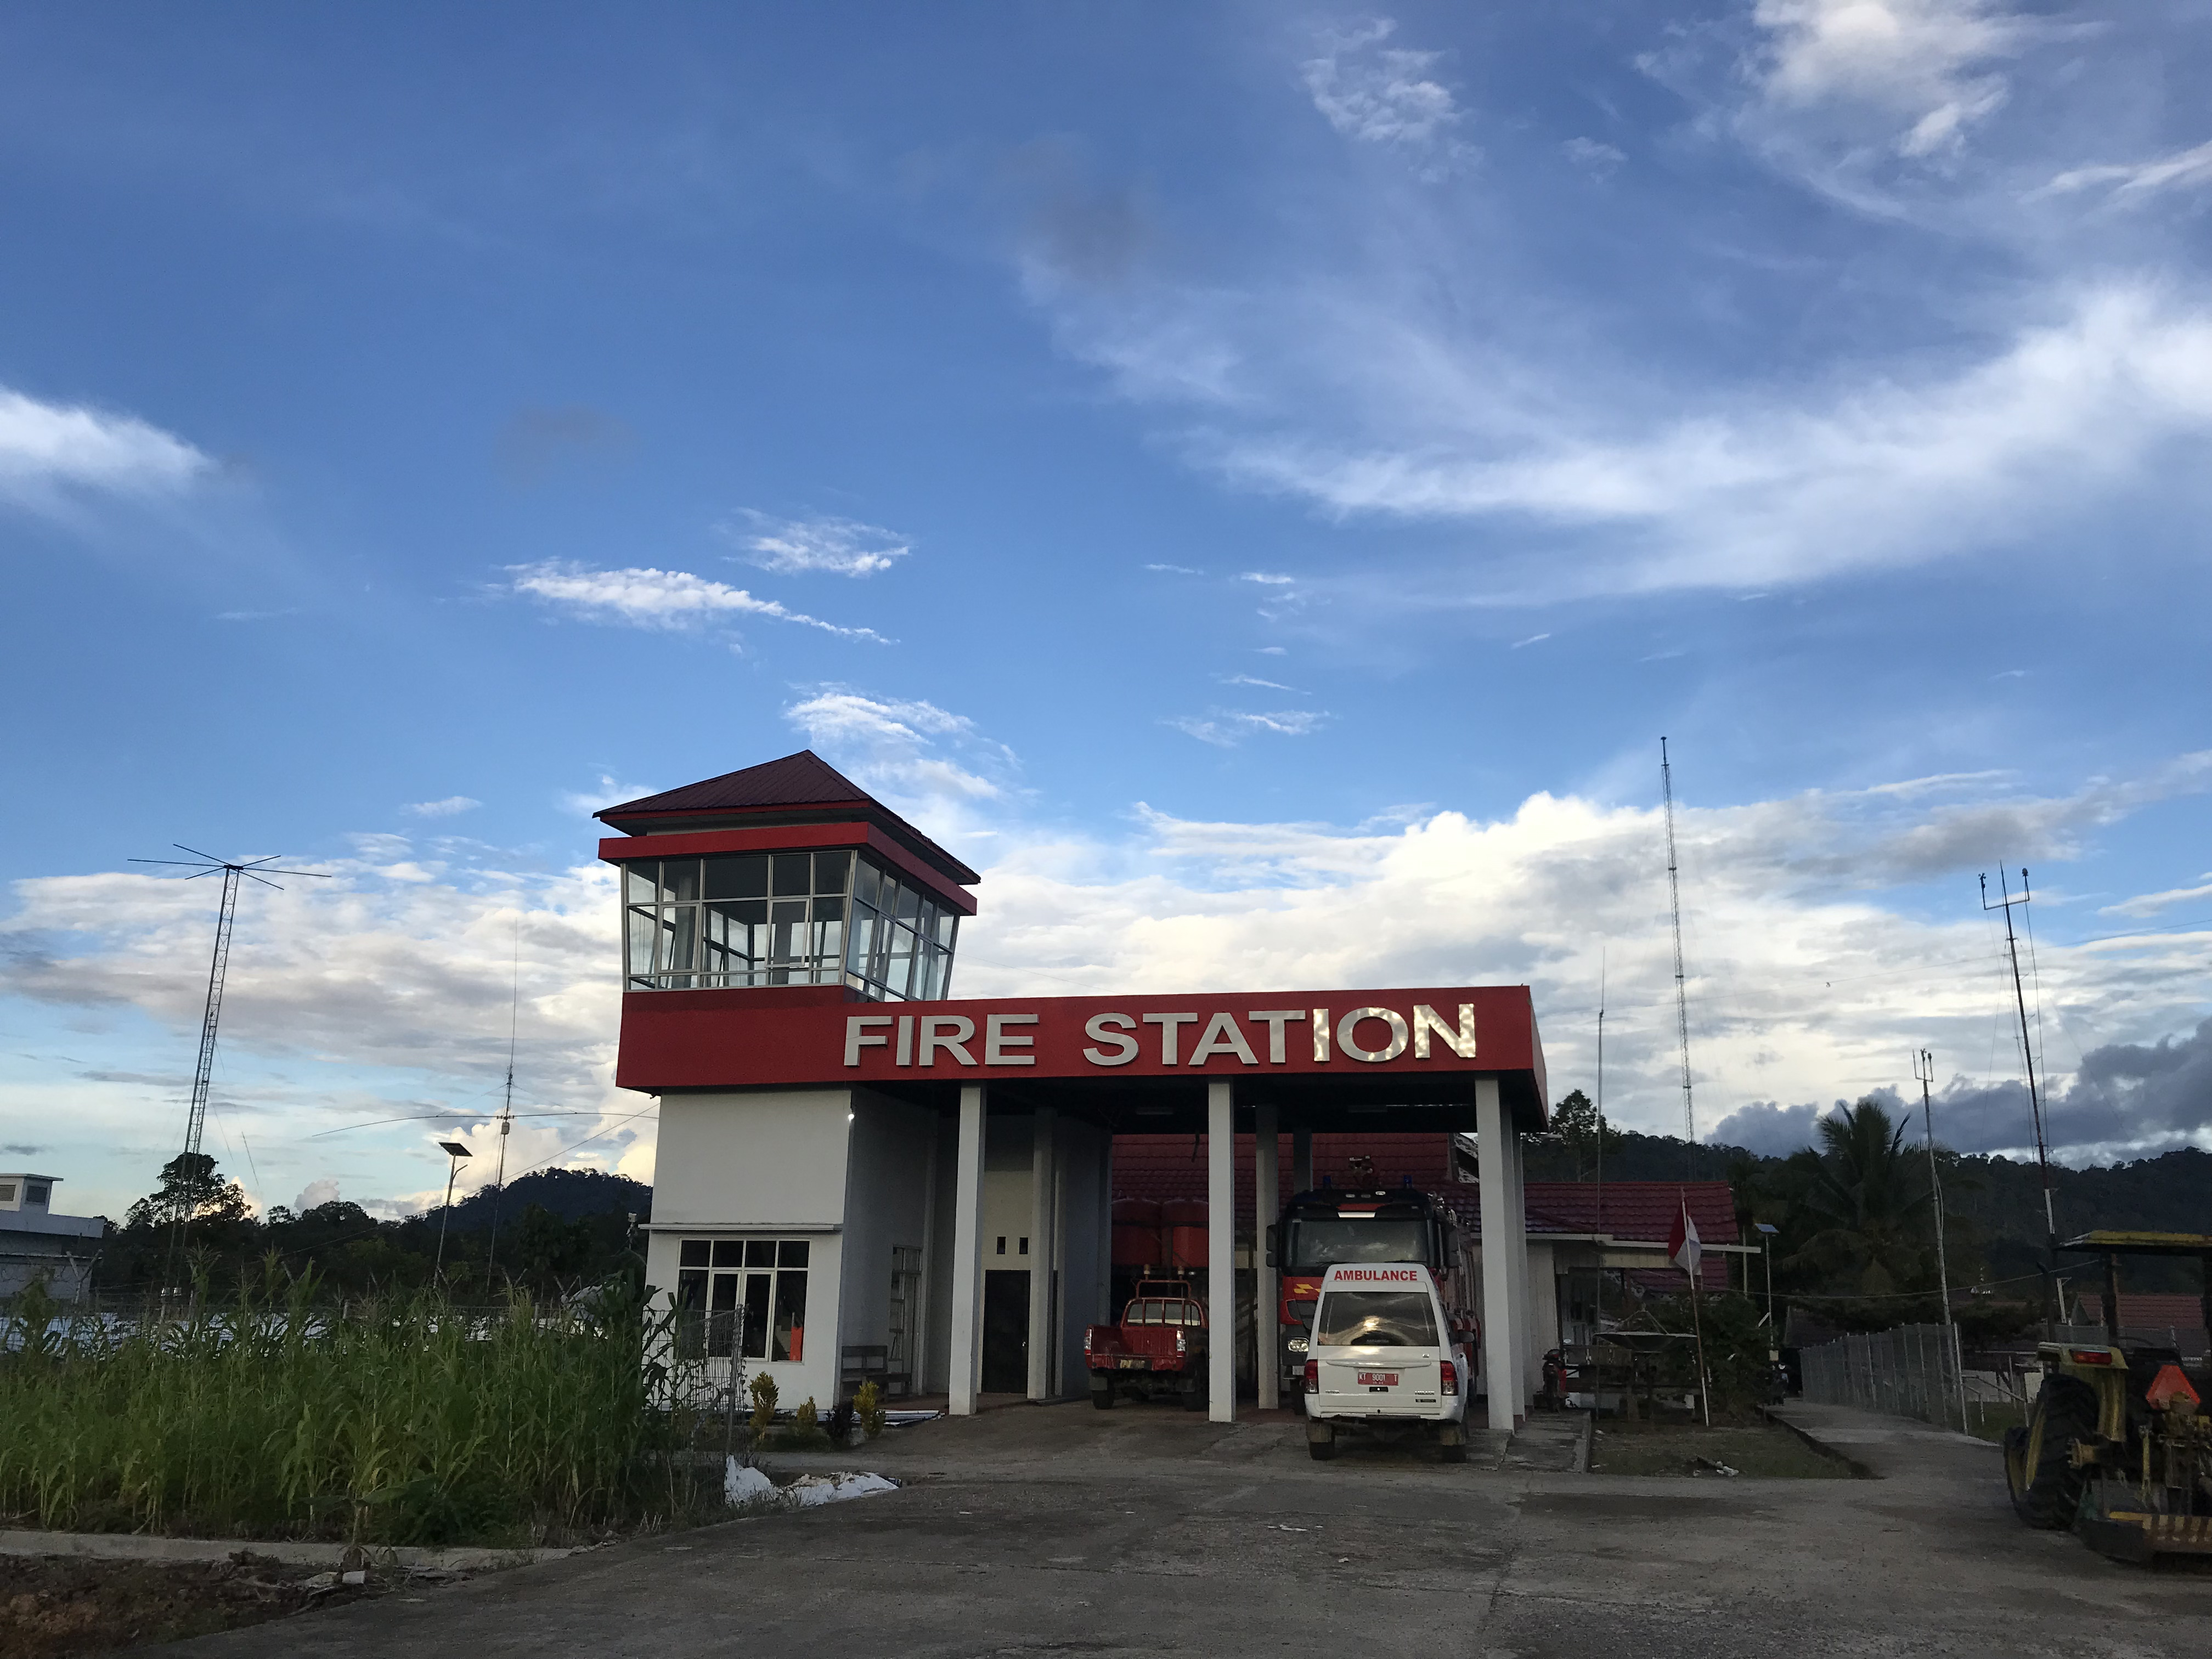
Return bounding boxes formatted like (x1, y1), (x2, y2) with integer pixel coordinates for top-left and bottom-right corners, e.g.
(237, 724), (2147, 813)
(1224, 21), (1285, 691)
(1983, 868), (2058, 1333)
(1915, 1049), (1968, 1432)
(1661, 740), (1696, 1176)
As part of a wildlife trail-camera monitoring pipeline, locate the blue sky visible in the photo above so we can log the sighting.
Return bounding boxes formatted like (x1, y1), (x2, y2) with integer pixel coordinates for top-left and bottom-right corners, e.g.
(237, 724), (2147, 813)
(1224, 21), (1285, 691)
(2, 2), (2207, 1220)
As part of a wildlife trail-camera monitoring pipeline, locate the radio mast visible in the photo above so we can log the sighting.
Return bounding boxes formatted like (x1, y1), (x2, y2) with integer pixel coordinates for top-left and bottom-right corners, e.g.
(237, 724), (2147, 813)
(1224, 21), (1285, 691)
(129, 846), (328, 1280)
(1661, 740), (1696, 1169)
(1983, 867), (2059, 1329)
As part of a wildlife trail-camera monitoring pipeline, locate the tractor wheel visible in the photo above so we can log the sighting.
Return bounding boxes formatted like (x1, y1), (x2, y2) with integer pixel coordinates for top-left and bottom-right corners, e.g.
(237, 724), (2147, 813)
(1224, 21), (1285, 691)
(1090, 1376), (1115, 1410)
(2006, 1375), (2097, 1530)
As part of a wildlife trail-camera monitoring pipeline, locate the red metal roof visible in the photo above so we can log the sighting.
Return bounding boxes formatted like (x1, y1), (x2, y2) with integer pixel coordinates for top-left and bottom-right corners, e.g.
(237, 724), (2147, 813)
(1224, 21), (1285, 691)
(595, 749), (980, 886)
(2067, 1291), (2210, 1340)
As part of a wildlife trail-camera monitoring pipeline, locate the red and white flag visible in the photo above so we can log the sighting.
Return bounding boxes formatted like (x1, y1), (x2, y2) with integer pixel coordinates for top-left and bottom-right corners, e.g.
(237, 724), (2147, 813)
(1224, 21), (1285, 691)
(1667, 1201), (1702, 1282)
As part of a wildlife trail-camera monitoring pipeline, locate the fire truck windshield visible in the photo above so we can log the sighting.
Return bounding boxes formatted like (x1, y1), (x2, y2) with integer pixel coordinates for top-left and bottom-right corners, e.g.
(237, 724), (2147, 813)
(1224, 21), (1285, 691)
(1284, 1218), (1431, 1268)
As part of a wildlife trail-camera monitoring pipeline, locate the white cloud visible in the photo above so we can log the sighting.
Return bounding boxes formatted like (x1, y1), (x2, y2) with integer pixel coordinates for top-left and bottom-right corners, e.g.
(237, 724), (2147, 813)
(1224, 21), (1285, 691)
(1241, 571), (1295, 585)
(722, 511), (911, 577)
(1749, 0), (2028, 157)
(2041, 140), (2212, 200)
(507, 562), (889, 641)
(2101, 877), (2212, 920)
(405, 796), (482, 819)
(1220, 674), (1301, 692)
(1166, 709), (1329, 747)
(1214, 286), (2212, 596)
(1511, 633), (1550, 648)
(1, 843), (645, 1214)
(1301, 19), (1475, 176)
(559, 775), (658, 817)
(293, 1177), (340, 1212)
(1144, 562), (1205, 575)
(783, 689), (1015, 830)
(0, 387), (211, 504)
(1563, 138), (1626, 172)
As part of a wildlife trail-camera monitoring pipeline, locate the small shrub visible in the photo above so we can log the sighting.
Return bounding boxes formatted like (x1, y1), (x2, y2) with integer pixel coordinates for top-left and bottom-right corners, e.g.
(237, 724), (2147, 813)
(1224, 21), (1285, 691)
(748, 1370), (779, 1438)
(854, 1380), (885, 1440)
(793, 1396), (818, 1435)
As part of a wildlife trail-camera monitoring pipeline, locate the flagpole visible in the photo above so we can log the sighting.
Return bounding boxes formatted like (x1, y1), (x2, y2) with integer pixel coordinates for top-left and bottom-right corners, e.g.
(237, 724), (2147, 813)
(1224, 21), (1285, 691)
(1690, 1269), (1711, 1427)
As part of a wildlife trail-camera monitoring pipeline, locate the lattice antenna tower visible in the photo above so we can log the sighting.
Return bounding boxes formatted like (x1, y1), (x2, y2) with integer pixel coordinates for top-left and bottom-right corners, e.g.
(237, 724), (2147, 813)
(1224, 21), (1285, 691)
(1660, 740), (1697, 1168)
(129, 845), (328, 1274)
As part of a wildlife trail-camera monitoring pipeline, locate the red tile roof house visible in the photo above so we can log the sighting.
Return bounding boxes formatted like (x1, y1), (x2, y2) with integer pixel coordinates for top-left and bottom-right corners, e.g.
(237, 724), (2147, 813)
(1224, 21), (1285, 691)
(1113, 1130), (1746, 1362)
(2065, 1290), (2211, 1359)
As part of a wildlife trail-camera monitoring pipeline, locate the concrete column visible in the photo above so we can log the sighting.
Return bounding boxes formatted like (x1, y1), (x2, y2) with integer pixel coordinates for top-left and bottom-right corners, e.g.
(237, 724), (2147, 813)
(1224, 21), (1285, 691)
(948, 1084), (986, 1416)
(1291, 1130), (1313, 1195)
(1255, 1102), (1280, 1410)
(1207, 1080), (1236, 1423)
(1097, 1128), (1115, 1323)
(1028, 1107), (1058, 1400)
(1477, 1077), (1521, 1433)
(1507, 1118), (1537, 1408)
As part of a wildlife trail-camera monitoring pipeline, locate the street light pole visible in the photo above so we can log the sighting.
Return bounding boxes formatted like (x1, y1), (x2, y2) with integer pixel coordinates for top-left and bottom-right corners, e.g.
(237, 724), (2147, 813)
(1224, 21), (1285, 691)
(1755, 1221), (1779, 1351)
(435, 1140), (472, 1280)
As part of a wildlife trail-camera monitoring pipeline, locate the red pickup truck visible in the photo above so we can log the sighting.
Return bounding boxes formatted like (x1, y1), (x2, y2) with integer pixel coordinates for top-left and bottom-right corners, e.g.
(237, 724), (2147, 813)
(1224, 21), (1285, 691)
(1084, 1280), (1210, 1410)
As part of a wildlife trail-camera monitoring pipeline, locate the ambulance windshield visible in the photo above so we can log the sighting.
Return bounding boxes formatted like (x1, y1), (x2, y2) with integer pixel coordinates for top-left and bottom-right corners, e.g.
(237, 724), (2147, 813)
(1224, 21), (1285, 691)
(1285, 1218), (1430, 1268)
(1313, 1290), (1439, 1348)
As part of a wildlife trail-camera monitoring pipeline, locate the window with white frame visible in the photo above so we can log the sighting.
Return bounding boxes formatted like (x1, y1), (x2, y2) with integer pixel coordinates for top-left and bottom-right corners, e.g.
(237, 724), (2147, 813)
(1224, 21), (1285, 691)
(674, 1237), (811, 1362)
(622, 849), (958, 999)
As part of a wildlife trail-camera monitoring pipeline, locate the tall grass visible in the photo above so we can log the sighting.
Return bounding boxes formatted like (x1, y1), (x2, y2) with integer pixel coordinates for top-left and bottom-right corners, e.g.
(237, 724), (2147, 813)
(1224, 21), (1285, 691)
(0, 1273), (708, 1545)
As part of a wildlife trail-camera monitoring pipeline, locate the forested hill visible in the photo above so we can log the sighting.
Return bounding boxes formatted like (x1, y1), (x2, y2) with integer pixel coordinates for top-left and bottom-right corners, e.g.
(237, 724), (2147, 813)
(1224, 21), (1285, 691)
(428, 1167), (652, 1231)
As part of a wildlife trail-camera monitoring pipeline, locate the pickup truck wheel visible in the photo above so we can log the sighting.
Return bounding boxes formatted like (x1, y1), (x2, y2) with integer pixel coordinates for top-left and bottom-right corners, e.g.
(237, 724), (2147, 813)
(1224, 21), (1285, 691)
(1438, 1437), (1468, 1464)
(1308, 1437), (1338, 1461)
(1180, 1380), (1207, 1412)
(1089, 1376), (1116, 1410)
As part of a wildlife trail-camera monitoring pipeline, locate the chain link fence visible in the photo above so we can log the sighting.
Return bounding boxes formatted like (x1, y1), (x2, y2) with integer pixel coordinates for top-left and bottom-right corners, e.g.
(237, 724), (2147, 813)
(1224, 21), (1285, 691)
(1799, 1322), (1965, 1429)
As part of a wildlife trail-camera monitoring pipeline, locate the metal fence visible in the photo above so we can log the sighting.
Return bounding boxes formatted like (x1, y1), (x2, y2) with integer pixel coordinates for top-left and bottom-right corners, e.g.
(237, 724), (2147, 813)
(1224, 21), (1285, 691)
(1799, 1322), (1965, 1429)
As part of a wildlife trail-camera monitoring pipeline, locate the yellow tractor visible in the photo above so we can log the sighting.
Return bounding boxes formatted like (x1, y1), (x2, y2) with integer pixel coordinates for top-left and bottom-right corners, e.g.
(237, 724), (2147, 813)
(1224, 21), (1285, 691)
(2004, 1231), (2212, 1564)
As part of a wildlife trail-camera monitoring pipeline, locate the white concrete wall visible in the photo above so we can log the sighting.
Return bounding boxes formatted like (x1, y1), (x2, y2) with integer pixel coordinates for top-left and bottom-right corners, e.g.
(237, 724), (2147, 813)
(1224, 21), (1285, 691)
(652, 1088), (856, 1229)
(1527, 1240), (1561, 1362)
(645, 1086), (856, 1413)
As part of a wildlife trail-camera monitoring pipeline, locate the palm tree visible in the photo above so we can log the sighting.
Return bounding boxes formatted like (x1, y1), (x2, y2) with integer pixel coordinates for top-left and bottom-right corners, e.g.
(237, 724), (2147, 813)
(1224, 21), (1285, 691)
(1783, 1100), (1936, 1312)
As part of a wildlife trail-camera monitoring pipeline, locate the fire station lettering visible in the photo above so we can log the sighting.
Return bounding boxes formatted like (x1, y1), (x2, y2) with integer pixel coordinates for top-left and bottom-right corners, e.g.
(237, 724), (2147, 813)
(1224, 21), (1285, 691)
(1336, 1007), (1408, 1063)
(1082, 1012), (1139, 1066)
(917, 1015), (976, 1066)
(844, 1002), (1481, 1071)
(985, 1012), (1037, 1065)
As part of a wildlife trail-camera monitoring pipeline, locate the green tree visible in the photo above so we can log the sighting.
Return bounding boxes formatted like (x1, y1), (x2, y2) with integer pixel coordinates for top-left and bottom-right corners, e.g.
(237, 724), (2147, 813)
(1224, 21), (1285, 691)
(1550, 1088), (1622, 1182)
(1780, 1099), (1939, 1325)
(122, 1153), (251, 1231)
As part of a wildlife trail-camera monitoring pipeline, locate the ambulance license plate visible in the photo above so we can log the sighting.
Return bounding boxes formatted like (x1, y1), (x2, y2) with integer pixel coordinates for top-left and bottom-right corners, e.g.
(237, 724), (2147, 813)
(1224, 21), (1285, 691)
(1356, 1371), (1398, 1387)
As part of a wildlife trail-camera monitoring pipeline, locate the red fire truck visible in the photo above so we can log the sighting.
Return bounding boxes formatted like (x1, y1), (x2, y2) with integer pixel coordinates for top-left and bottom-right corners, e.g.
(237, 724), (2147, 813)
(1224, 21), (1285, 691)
(1268, 1179), (1480, 1399)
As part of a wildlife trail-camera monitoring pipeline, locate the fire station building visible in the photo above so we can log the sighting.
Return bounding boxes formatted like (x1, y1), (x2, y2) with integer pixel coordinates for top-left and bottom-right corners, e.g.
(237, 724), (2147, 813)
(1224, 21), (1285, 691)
(603, 751), (1562, 1430)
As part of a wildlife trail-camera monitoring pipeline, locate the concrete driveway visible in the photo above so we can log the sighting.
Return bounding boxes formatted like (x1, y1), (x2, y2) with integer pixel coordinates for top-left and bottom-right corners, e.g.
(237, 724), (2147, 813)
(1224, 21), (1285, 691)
(179, 1403), (2209, 1658)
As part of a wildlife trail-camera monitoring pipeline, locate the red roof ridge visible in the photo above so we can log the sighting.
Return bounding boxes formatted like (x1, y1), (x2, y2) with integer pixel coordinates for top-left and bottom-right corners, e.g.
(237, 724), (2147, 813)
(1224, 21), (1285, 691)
(596, 749), (980, 887)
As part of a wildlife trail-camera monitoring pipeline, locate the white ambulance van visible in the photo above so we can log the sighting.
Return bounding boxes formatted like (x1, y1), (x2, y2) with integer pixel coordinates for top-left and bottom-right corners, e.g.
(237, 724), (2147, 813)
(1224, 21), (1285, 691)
(1300, 1261), (1471, 1463)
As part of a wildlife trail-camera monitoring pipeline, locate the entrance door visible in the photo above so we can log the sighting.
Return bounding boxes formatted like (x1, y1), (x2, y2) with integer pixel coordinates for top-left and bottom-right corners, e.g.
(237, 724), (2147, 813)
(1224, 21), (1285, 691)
(981, 1269), (1030, 1393)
